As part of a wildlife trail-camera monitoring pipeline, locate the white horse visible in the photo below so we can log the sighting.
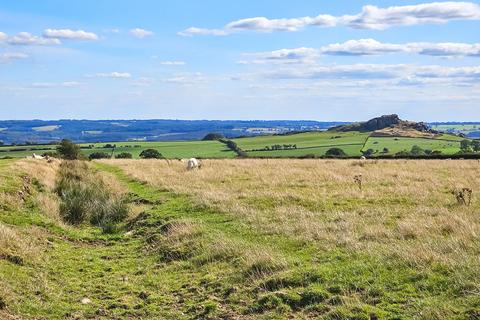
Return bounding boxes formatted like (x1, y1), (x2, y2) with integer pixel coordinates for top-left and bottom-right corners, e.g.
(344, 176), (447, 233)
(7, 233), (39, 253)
(186, 158), (202, 170)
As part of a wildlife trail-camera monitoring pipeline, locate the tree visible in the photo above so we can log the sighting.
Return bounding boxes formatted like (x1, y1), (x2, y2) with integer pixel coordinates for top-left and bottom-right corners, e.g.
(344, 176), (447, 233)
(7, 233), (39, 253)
(460, 139), (472, 152)
(410, 145), (425, 156)
(88, 152), (111, 160)
(325, 148), (347, 158)
(57, 139), (81, 160)
(202, 133), (224, 141)
(139, 149), (163, 159)
(362, 149), (375, 157)
(472, 140), (480, 152)
(115, 152), (133, 159)
(382, 147), (390, 154)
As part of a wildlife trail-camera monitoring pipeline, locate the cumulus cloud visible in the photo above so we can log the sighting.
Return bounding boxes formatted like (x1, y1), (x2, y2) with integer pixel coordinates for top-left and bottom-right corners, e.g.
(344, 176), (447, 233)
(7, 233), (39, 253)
(0, 32), (7, 41)
(179, 2), (480, 36)
(91, 72), (132, 78)
(343, 2), (480, 30)
(321, 39), (404, 56)
(130, 28), (154, 38)
(43, 29), (98, 40)
(0, 52), (29, 63)
(244, 40), (480, 62)
(6, 32), (61, 45)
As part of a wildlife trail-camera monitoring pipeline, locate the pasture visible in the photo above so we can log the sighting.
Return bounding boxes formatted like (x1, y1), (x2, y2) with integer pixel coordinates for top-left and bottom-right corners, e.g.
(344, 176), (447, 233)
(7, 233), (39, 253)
(1, 158), (479, 319)
(0, 140), (235, 159)
(363, 136), (463, 155)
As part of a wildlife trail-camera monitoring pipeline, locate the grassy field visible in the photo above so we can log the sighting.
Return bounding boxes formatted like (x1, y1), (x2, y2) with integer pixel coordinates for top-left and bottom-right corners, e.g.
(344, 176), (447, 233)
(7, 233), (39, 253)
(1, 158), (479, 319)
(362, 136), (463, 155)
(0, 140), (235, 159)
(0, 130), (474, 160)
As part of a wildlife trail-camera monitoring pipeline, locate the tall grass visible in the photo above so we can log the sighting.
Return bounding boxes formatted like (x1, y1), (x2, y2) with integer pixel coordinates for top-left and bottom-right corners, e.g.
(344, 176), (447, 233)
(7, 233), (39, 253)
(55, 161), (128, 232)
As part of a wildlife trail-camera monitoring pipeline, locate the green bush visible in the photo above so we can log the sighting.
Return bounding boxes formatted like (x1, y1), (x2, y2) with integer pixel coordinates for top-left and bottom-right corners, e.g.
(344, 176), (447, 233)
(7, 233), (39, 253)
(202, 133), (224, 141)
(139, 149), (163, 159)
(88, 152), (111, 160)
(115, 152), (133, 159)
(326, 148), (347, 158)
(57, 139), (82, 160)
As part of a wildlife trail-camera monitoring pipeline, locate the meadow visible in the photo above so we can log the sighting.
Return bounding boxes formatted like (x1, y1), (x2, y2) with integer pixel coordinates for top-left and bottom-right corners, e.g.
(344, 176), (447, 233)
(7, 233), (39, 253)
(0, 131), (468, 159)
(1, 157), (479, 319)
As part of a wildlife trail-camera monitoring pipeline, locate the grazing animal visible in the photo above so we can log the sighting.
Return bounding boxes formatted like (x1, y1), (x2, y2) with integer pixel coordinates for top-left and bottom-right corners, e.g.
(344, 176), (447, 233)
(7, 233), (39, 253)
(360, 156), (367, 160)
(31, 153), (45, 160)
(186, 158), (202, 171)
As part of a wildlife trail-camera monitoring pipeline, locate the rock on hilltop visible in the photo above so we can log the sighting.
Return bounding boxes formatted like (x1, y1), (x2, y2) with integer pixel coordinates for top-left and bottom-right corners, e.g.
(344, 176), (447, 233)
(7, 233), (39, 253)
(329, 114), (438, 138)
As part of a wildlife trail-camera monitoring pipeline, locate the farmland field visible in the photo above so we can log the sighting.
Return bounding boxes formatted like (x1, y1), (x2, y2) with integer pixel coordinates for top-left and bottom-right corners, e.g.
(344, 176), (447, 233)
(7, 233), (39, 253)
(362, 136), (463, 155)
(0, 140), (235, 159)
(1, 158), (480, 319)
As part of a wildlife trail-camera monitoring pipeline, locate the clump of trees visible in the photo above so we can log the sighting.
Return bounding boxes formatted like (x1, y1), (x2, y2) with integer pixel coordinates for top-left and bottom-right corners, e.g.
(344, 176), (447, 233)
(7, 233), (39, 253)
(139, 149), (163, 159)
(460, 139), (480, 153)
(57, 139), (82, 160)
(202, 133), (225, 141)
(325, 148), (347, 158)
(89, 152), (111, 160)
(115, 152), (133, 159)
(220, 139), (247, 157)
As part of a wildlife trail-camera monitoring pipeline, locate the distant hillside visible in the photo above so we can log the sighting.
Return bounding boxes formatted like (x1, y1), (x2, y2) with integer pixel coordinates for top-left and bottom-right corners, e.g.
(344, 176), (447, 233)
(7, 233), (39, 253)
(0, 120), (346, 145)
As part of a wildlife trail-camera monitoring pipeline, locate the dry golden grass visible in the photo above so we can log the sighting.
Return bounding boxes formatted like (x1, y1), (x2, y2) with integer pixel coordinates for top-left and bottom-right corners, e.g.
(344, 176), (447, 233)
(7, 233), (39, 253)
(105, 159), (480, 271)
(0, 223), (38, 264)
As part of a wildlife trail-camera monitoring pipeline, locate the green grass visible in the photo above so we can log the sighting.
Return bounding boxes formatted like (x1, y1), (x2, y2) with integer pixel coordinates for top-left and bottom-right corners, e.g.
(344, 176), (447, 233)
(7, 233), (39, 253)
(2, 159), (480, 319)
(363, 136), (462, 155)
(234, 131), (370, 157)
(0, 140), (235, 159)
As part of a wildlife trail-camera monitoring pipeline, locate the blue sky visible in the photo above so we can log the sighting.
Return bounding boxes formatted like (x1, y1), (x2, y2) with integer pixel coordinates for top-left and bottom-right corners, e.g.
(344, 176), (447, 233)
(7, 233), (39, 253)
(0, 1), (479, 121)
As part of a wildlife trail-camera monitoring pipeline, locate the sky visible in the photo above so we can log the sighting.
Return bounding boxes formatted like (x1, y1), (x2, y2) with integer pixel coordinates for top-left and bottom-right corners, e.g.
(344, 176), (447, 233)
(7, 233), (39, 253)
(0, 1), (479, 122)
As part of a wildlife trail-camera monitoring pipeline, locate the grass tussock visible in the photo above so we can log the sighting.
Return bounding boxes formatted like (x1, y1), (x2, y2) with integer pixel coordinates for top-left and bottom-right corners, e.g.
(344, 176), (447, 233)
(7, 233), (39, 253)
(0, 223), (37, 265)
(55, 161), (128, 232)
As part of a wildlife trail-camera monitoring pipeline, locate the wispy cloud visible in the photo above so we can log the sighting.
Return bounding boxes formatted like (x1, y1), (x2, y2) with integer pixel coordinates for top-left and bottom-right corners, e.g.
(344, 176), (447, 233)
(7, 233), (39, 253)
(29, 81), (80, 88)
(130, 28), (154, 38)
(0, 52), (29, 63)
(179, 2), (480, 36)
(43, 29), (98, 40)
(89, 72), (132, 79)
(159, 61), (186, 66)
(5, 32), (61, 45)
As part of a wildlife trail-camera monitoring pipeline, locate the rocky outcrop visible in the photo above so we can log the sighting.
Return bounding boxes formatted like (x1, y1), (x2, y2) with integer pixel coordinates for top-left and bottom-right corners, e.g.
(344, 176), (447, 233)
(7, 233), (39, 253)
(329, 114), (437, 134)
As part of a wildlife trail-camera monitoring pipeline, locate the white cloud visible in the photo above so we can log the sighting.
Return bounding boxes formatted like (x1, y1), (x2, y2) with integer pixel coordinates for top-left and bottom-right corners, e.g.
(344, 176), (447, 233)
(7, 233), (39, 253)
(131, 77), (154, 87)
(7, 32), (61, 45)
(262, 64), (480, 83)
(0, 32), (7, 41)
(43, 29), (98, 40)
(30, 81), (80, 88)
(244, 40), (480, 61)
(321, 39), (405, 56)
(92, 72), (132, 79)
(162, 73), (206, 84)
(0, 52), (29, 63)
(130, 28), (154, 38)
(179, 2), (480, 36)
(343, 2), (480, 30)
(178, 27), (227, 37)
(160, 61), (186, 66)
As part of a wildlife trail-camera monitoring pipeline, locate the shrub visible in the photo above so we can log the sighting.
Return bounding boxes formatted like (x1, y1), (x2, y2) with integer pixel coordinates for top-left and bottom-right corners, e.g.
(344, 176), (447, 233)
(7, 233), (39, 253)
(115, 152), (133, 159)
(57, 139), (81, 160)
(88, 152), (111, 160)
(202, 133), (224, 141)
(139, 149), (163, 159)
(325, 148), (347, 158)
